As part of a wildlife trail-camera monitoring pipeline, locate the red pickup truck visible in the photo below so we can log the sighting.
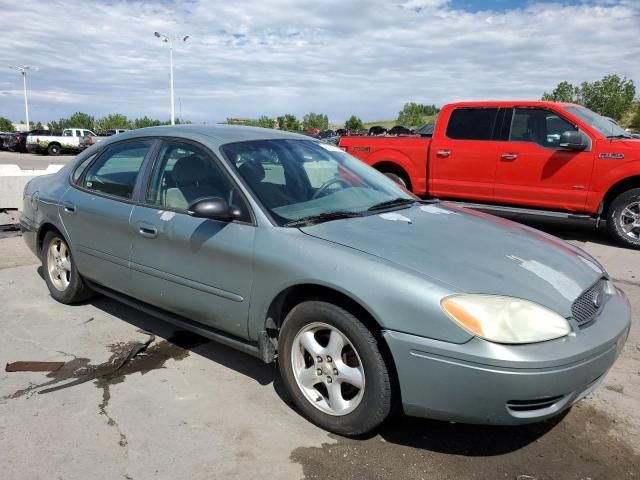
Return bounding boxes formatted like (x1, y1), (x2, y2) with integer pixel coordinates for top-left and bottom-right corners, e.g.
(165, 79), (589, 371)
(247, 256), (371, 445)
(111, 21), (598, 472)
(340, 101), (640, 248)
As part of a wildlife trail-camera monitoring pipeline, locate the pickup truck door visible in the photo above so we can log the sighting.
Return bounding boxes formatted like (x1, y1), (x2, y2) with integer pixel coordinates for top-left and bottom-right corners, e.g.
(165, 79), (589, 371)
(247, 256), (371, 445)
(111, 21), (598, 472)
(494, 107), (594, 212)
(429, 107), (500, 202)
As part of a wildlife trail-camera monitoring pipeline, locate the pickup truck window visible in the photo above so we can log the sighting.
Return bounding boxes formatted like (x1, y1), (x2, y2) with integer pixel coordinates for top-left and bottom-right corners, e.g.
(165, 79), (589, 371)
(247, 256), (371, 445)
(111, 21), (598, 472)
(509, 108), (577, 148)
(62, 130), (72, 137)
(446, 108), (498, 141)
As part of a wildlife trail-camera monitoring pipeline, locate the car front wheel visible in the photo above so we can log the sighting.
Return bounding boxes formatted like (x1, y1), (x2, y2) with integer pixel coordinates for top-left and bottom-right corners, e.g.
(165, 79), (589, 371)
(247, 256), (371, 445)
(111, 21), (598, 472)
(607, 188), (640, 249)
(42, 231), (92, 303)
(278, 301), (392, 436)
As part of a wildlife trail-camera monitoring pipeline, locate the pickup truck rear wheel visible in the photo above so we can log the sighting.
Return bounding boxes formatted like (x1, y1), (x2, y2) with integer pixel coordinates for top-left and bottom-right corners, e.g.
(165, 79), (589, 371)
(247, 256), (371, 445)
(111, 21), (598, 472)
(47, 143), (61, 156)
(278, 301), (392, 436)
(383, 172), (408, 188)
(607, 188), (640, 249)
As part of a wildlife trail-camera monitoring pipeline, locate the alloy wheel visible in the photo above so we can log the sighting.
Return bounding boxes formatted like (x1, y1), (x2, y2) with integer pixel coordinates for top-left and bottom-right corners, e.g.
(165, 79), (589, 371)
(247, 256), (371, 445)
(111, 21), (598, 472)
(291, 322), (365, 416)
(47, 237), (71, 291)
(619, 201), (640, 240)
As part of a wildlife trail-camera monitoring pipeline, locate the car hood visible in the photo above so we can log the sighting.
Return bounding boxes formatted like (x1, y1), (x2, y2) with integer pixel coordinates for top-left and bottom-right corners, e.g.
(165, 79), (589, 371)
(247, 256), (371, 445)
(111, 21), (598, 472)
(300, 203), (605, 317)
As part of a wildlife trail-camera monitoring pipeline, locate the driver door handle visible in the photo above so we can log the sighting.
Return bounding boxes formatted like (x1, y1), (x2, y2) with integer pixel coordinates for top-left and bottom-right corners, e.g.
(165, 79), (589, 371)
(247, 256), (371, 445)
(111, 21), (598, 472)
(138, 224), (158, 238)
(62, 201), (76, 214)
(501, 153), (518, 161)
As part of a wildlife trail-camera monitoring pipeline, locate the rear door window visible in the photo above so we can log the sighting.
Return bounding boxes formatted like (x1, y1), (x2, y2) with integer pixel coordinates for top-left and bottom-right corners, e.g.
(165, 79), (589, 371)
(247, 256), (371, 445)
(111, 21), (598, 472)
(446, 108), (499, 140)
(81, 141), (152, 199)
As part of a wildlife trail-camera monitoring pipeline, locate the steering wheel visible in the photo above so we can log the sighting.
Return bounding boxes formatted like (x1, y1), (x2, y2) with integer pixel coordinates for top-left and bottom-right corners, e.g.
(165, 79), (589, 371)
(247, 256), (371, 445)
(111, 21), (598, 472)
(312, 178), (350, 199)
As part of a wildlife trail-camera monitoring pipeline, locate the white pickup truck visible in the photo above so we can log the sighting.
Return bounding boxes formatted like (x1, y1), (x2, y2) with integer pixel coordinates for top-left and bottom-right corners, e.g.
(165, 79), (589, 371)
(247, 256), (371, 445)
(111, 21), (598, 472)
(26, 128), (97, 155)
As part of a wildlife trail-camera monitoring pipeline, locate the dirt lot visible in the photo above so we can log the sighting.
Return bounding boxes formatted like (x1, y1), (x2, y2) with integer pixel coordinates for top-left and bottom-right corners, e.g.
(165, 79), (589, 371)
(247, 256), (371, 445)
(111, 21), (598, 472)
(0, 220), (638, 480)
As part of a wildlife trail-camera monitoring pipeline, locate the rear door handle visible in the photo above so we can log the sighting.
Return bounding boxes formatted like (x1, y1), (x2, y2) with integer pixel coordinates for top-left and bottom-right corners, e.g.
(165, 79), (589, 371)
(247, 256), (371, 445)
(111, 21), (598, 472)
(501, 153), (518, 161)
(138, 224), (158, 238)
(436, 149), (451, 158)
(62, 201), (76, 214)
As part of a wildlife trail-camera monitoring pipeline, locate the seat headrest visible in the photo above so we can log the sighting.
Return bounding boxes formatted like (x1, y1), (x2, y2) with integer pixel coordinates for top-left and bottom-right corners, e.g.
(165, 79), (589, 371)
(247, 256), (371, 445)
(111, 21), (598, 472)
(172, 154), (206, 183)
(238, 160), (265, 184)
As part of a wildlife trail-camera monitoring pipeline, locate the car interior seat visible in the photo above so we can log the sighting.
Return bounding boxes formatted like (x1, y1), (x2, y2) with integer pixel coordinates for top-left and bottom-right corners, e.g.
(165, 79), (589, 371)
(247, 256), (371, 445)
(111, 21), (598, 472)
(165, 154), (223, 210)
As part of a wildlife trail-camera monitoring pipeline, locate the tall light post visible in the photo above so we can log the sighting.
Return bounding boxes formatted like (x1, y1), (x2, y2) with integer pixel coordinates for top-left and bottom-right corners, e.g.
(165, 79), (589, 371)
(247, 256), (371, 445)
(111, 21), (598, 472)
(8, 65), (38, 130)
(154, 32), (189, 125)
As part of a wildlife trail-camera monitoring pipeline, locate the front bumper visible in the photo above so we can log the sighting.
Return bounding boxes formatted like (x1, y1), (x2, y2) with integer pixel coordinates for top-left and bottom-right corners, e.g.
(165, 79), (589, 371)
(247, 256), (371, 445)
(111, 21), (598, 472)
(384, 288), (631, 425)
(20, 214), (38, 258)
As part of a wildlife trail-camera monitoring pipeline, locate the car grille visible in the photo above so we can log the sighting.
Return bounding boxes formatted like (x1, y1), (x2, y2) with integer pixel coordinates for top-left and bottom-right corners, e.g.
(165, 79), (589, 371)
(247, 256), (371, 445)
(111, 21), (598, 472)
(572, 279), (607, 325)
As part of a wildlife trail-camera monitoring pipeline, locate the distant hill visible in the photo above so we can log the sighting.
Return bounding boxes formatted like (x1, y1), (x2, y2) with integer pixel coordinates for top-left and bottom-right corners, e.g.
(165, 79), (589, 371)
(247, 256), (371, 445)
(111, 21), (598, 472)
(330, 115), (438, 130)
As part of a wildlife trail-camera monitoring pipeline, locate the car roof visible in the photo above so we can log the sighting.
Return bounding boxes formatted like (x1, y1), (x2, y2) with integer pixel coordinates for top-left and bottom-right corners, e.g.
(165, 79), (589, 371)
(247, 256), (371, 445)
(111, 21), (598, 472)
(108, 124), (312, 147)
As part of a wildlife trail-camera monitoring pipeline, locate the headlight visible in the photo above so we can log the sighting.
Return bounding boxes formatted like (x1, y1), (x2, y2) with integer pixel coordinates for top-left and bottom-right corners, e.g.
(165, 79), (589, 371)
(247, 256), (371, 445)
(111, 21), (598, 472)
(441, 294), (571, 344)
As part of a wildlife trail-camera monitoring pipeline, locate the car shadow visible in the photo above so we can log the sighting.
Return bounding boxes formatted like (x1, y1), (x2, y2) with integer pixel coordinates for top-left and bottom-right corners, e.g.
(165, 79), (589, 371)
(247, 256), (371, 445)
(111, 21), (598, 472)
(375, 410), (565, 456)
(36, 273), (562, 457)
(501, 215), (618, 248)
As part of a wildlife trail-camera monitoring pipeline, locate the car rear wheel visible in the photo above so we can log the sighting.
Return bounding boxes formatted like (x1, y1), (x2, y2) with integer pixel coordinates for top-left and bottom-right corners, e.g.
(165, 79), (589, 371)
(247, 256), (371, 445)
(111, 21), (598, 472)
(278, 301), (392, 436)
(42, 231), (92, 303)
(47, 143), (61, 156)
(607, 188), (640, 249)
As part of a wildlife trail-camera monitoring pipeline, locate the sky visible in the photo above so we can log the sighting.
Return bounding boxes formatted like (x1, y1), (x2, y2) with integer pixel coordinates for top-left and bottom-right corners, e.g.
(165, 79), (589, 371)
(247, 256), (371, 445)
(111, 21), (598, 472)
(0, 0), (638, 125)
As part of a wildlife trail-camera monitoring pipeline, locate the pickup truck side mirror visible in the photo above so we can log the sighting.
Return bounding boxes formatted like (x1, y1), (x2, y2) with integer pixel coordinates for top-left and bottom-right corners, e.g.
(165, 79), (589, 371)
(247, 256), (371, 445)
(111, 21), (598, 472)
(188, 197), (242, 221)
(559, 131), (588, 151)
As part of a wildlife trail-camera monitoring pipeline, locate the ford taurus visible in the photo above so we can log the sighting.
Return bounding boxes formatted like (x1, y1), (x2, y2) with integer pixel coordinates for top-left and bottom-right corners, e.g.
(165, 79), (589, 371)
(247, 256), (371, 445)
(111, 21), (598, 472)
(21, 125), (631, 435)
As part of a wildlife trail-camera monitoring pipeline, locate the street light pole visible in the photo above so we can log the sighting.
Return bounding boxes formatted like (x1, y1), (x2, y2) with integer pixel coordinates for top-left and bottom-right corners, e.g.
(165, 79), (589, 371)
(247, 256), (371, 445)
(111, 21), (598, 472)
(154, 32), (189, 126)
(8, 65), (38, 130)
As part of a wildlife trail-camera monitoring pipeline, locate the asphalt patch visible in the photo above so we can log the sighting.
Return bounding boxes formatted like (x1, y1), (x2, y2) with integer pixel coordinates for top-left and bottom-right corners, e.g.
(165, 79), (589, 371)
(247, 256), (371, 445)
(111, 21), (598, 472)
(291, 403), (640, 479)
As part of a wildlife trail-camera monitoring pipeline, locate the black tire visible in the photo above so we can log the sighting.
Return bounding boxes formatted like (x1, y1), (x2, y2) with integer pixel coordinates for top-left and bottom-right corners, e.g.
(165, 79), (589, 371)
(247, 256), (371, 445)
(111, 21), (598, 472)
(606, 188), (640, 249)
(383, 171), (408, 188)
(47, 143), (61, 156)
(42, 231), (93, 304)
(278, 301), (392, 436)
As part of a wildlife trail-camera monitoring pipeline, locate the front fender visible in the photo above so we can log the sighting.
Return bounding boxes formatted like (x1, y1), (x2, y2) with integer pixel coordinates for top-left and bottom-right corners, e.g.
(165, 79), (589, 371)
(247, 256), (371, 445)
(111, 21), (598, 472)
(246, 227), (472, 344)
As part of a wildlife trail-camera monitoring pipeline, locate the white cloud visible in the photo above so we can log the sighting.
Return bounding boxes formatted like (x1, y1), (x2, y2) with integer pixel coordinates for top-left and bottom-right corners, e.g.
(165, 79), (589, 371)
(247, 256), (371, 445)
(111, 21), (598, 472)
(0, 0), (638, 124)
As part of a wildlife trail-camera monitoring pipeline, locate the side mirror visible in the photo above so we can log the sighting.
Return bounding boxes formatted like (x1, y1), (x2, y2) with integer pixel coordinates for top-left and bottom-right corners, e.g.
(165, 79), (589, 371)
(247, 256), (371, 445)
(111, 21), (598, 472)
(559, 131), (588, 151)
(188, 197), (242, 221)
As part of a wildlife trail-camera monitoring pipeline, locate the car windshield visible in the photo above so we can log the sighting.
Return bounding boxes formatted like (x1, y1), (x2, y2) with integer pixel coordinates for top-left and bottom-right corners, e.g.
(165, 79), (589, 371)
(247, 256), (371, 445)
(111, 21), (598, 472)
(221, 139), (416, 226)
(563, 105), (630, 138)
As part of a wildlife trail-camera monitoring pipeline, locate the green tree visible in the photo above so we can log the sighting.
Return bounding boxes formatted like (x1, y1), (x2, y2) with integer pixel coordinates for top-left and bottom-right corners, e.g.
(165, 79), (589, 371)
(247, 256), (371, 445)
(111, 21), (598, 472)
(580, 75), (635, 121)
(256, 116), (276, 128)
(48, 112), (95, 131)
(344, 115), (363, 131)
(397, 103), (439, 126)
(302, 112), (329, 130)
(95, 114), (130, 131)
(541, 81), (580, 103)
(0, 117), (15, 132)
(131, 117), (165, 129)
(277, 114), (300, 131)
(629, 103), (640, 129)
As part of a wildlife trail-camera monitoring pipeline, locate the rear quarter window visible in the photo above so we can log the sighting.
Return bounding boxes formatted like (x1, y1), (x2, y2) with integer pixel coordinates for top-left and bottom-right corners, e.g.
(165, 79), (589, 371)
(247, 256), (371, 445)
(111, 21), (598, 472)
(446, 108), (499, 141)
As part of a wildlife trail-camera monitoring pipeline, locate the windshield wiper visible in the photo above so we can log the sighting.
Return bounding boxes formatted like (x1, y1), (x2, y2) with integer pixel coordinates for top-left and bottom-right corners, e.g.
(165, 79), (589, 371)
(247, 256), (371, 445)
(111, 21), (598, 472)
(367, 197), (417, 211)
(606, 134), (632, 139)
(284, 211), (363, 227)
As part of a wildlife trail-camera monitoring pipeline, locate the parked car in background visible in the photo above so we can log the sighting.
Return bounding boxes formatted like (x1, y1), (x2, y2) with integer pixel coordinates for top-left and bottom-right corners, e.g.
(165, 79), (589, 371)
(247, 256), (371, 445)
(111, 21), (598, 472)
(335, 128), (348, 136)
(387, 125), (413, 135)
(20, 125), (631, 436)
(414, 124), (435, 136)
(12, 129), (57, 153)
(0, 132), (19, 151)
(340, 101), (640, 248)
(368, 125), (387, 136)
(106, 129), (128, 136)
(26, 128), (92, 155)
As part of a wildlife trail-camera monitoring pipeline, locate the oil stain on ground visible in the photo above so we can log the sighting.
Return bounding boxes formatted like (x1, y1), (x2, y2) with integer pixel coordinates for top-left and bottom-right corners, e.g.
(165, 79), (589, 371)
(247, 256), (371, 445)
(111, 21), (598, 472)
(291, 403), (640, 479)
(3, 330), (209, 446)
